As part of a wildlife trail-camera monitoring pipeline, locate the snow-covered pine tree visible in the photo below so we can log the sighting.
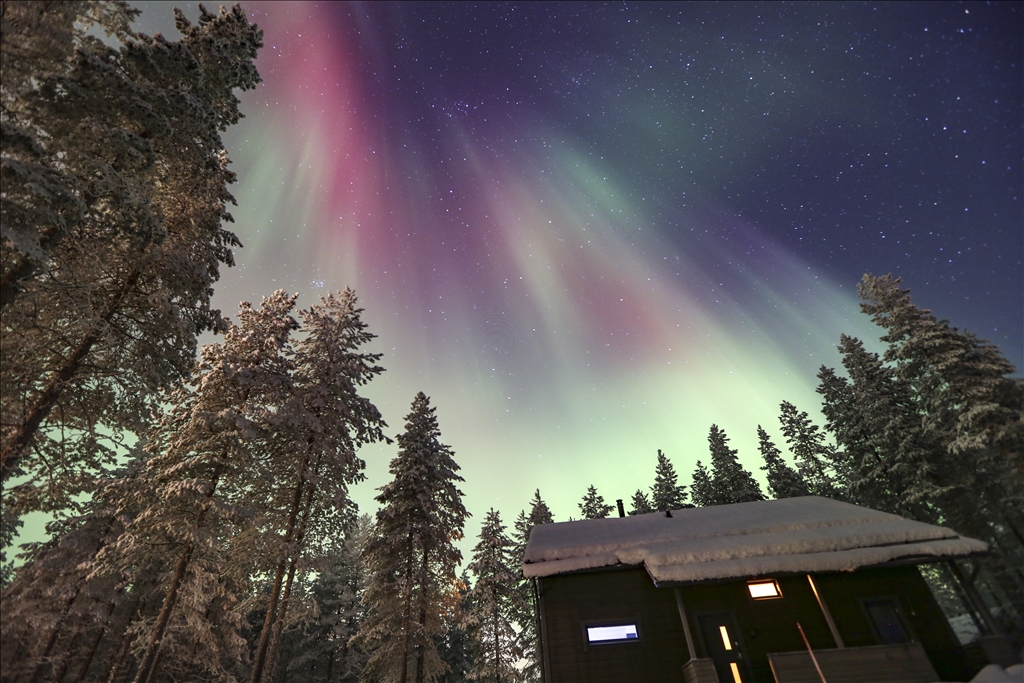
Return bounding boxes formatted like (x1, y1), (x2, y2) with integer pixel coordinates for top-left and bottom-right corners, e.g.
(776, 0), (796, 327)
(836, 336), (946, 519)
(777, 402), (841, 499)
(438, 571), (475, 683)
(93, 291), (301, 683)
(810, 274), (1024, 632)
(823, 332), (1024, 628)
(707, 425), (764, 505)
(512, 490), (553, 683)
(628, 489), (653, 515)
(251, 289), (388, 683)
(578, 485), (615, 520)
(0, 502), (123, 683)
(465, 509), (528, 683)
(757, 426), (809, 499)
(1, 2), (263, 519)
(650, 449), (688, 511)
(276, 514), (372, 683)
(857, 274), (1022, 481)
(857, 274), (1024, 604)
(355, 393), (468, 683)
(689, 461), (714, 507)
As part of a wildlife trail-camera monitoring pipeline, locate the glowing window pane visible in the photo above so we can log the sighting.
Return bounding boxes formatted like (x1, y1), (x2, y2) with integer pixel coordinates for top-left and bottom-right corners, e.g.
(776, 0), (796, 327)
(587, 624), (638, 642)
(730, 662), (743, 683)
(719, 625), (733, 650)
(748, 580), (781, 599)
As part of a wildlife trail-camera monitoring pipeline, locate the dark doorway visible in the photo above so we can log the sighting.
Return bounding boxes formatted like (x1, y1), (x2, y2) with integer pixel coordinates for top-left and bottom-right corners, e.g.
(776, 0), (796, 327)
(862, 597), (910, 644)
(697, 612), (750, 683)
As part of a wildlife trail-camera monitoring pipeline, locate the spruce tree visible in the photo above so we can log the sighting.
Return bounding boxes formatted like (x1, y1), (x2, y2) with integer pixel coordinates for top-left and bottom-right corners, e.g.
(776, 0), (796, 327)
(438, 571), (475, 683)
(465, 509), (527, 683)
(689, 461), (714, 507)
(277, 514), (372, 683)
(777, 401), (841, 499)
(812, 273), (1024, 632)
(628, 489), (653, 515)
(707, 425), (764, 505)
(512, 490), (552, 683)
(757, 426), (809, 499)
(578, 485), (614, 519)
(650, 449), (688, 510)
(525, 489), (554, 529)
(356, 393), (468, 683)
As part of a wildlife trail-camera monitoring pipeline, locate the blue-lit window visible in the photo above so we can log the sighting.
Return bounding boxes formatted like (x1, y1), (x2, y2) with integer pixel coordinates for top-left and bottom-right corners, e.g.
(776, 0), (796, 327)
(586, 624), (640, 643)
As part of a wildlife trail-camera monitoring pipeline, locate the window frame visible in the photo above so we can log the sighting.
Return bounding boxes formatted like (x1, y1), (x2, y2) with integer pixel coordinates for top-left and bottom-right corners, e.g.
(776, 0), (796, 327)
(746, 578), (784, 601)
(581, 619), (644, 648)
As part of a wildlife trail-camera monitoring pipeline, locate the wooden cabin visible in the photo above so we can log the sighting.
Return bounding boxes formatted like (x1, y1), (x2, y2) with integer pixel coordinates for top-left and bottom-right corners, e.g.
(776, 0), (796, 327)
(522, 496), (993, 683)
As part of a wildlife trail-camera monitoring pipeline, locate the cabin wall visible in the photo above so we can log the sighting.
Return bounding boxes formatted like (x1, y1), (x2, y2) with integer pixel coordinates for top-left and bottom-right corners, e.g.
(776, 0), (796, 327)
(538, 565), (968, 683)
(537, 567), (687, 683)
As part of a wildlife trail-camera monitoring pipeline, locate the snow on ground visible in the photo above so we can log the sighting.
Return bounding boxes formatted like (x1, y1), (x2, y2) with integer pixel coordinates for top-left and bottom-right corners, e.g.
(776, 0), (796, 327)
(523, 496), (987, 582)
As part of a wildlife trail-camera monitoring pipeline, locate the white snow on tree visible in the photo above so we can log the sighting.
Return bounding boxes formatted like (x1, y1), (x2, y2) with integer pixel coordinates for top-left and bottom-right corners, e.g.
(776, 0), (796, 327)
(355, 392), (468, 683)
(1, 1), (263, 521)
(465, 509), (528, 683)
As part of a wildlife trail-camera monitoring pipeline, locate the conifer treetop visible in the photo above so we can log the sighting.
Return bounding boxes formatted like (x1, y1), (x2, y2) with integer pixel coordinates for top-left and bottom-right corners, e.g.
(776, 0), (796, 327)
(578, 484), (614, 520)
(628, 489), (653, 515)
(650, 449), (688, 511)
(707, 424), (765, 505)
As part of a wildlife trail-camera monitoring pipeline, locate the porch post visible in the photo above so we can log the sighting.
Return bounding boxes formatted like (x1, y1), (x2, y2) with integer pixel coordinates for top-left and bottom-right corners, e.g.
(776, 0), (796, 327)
(947, 560), (1003, 636)
(807, 574), (844, 649)
(673, 587), (697, 660)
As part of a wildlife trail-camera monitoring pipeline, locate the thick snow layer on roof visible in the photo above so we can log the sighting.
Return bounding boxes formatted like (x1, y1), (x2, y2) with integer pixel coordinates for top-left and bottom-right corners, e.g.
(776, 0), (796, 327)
(522, 496), (987, 583)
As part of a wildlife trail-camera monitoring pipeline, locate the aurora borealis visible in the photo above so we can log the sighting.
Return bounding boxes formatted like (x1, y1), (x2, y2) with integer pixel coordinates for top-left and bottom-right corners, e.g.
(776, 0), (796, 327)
(132, 1), (1023, 528)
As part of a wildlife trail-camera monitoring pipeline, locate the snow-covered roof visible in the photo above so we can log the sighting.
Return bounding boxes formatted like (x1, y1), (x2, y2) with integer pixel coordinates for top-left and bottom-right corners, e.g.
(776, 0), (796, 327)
(522, 496), (987, 584)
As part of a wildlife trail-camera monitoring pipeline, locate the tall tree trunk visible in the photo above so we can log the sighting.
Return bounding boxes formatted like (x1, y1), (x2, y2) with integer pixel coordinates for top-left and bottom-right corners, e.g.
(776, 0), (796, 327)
(103, 593), (148, 683)
(415, 544), (429, 683)
(324, 649), (334, 683)
(1, 268), (142, 482)
(27, 515), (117, 683)
(250, 459), (309, 683)
(399, 535), (414, 683)
(493, 587), (500, 683)
(266, 482), (316, 682)
(73, 618), (110, 683)
(132, 473), (219, 683)
(26, 584), (83, 683)
(131, 541), (193, 683)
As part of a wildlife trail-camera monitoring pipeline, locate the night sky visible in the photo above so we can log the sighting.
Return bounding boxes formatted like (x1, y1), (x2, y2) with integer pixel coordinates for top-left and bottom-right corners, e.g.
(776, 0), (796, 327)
(132, 1), (1023, 532)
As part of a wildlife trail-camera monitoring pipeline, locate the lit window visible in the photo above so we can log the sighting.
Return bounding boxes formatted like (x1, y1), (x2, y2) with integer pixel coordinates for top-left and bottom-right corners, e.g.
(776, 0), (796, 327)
(586, 624), (639, 643)
(747, 579), (782, 600)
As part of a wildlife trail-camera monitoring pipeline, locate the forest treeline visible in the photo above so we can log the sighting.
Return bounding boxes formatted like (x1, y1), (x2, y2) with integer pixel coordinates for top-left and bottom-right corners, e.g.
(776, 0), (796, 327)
(2, 2), (1022, 683)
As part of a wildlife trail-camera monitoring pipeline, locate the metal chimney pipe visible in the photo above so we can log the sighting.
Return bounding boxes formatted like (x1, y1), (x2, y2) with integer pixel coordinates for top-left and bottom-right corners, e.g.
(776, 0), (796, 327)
(616, 499), (625, 518)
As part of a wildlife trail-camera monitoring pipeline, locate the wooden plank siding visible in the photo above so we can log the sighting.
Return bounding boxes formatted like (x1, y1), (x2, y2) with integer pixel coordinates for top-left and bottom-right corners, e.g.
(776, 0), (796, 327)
(768, 643), (937, 683)
(538, 567), (689, 683)
(537, 564), (970, 683)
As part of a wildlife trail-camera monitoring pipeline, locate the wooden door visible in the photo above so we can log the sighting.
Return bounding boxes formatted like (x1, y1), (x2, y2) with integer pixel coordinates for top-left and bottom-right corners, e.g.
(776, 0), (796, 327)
(697, 612), (751, 683)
